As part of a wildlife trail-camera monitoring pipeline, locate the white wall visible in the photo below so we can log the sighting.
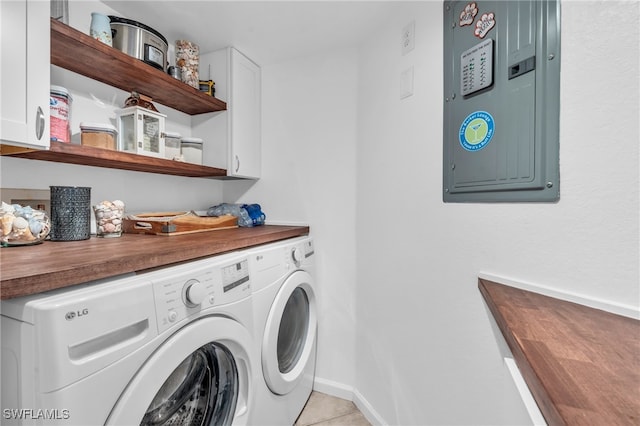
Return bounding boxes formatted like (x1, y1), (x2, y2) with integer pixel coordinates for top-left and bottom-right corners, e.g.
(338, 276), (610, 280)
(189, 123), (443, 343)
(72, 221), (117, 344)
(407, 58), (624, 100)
(0, 156), (224, 213)
(355, 1), (639, 425)
(224, 47), (360, 391)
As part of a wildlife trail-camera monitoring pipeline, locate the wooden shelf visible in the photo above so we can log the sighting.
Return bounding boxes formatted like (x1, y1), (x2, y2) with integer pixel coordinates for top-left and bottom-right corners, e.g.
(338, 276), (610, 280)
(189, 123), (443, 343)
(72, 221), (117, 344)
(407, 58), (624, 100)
(24, 20), (229, 178)
(1, 142), (227, 178)
(51, 18), (226, 115)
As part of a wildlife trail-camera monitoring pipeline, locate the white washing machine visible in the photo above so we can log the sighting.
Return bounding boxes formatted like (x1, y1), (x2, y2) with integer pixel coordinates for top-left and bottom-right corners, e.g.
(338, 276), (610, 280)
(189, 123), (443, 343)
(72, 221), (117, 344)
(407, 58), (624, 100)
(248, 236), (317, 426)
(1, 252), (256, 426)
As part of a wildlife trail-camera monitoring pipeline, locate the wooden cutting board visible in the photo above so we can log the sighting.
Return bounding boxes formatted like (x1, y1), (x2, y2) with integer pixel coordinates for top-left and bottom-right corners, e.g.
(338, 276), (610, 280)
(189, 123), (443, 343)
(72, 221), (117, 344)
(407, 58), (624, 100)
(123, 211), (238, 236)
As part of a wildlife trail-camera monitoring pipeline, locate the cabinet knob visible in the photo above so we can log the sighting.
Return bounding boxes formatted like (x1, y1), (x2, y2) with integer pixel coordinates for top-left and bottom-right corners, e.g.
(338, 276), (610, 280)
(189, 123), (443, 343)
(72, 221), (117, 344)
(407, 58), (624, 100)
(35, 106), (45, 140)
(235, 155), (240, 172)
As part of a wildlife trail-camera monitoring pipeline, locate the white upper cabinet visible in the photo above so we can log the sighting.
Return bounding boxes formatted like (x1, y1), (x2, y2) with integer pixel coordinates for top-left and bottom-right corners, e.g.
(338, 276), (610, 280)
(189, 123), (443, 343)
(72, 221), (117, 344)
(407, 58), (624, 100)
(1, 0), (50, 149)
(197, 47), (261, 179)
(229, 48), (261, 179)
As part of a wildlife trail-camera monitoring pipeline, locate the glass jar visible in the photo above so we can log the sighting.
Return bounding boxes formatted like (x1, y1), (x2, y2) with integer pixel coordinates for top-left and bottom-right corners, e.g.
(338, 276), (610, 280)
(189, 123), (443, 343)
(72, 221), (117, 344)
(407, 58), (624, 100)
(93, 200), (125, 238)
(80, 122), (118, 150)
(164, 131), (182, 160)
(181, 137), (203, 164)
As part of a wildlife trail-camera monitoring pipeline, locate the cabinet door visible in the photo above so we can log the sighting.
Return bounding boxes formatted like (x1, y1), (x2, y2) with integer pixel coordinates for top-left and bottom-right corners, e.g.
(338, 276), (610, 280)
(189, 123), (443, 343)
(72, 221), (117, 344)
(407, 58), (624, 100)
(1, 0), (50, 149)
(229, 48), (261, 179)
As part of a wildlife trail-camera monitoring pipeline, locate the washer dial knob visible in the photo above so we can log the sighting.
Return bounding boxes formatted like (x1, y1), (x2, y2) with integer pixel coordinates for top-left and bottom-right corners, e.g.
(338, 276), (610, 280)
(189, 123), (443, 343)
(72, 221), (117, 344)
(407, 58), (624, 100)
(183, 279), (206, 307)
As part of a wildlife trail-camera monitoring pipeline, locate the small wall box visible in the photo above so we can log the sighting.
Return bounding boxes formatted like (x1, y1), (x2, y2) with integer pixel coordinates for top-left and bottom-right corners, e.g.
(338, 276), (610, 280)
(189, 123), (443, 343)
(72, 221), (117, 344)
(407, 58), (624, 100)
(116, 106), (166, 158)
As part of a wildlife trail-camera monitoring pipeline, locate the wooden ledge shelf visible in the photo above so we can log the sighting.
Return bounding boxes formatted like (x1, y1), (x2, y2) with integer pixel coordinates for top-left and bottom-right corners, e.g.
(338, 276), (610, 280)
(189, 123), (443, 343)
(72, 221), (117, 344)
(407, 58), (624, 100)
(479, 278), (640, 425)
(1, 142), (227, 178)
(51, 18), (226, 115)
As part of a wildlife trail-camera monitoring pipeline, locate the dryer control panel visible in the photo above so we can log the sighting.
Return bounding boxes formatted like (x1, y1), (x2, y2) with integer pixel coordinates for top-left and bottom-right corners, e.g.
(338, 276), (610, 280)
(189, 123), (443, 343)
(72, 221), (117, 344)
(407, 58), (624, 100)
(151, 257), (250, 332)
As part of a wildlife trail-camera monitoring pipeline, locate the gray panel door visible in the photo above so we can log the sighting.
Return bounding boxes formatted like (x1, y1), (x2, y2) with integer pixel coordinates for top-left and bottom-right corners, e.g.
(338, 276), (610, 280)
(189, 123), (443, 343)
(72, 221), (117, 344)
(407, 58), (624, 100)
(443, 0), (560, 202)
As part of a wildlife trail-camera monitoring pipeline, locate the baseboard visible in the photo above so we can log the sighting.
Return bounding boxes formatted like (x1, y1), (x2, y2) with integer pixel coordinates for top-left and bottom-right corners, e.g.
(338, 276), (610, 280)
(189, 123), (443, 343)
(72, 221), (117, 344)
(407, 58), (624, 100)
(312, 376), (354, 401)
(478, 272), (640, 320)
(313, 377), (387, 425)
(352, 388), (387, 426)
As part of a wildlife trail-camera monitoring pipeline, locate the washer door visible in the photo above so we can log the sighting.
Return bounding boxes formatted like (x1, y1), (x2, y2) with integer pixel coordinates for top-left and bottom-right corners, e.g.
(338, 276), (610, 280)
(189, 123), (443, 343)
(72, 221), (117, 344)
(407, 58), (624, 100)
(262, 270), (317, 395)
(106, 317), (253, 426)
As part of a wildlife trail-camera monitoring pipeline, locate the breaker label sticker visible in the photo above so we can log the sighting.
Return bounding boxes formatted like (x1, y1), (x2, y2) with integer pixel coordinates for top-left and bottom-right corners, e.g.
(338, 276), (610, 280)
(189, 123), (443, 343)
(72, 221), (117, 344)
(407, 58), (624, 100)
(459, 2), (478, 27)
(474, 12), (496, 38)
(459, 111), (494, 151)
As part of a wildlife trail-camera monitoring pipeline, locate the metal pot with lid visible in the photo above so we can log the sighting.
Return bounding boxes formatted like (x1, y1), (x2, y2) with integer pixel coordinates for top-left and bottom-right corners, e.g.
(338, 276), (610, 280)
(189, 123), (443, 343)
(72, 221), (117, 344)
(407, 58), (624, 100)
(109, 16), (168, 72)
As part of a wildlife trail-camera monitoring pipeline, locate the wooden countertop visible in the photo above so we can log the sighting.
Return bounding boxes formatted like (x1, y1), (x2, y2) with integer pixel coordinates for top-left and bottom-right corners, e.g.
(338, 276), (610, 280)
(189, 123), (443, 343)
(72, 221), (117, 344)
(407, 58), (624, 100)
(479, 278), (640, 426)
(0, 225), (309, 300)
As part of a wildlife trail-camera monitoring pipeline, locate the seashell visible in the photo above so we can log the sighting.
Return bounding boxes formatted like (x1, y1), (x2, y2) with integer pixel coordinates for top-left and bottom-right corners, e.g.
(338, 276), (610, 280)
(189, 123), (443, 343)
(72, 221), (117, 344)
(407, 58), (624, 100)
(17, 226), (36, 241)
(31, 210), (45, 221)
(16, 205), (34, 220)
(104, 223), (116, 233)
(1, 214), (15, 236)
(6, 226), (35, 242)
(113, 200), (125, 209)
(1, 202), (15, 215)
(29, 218), (44, 235)
(12, 216), (28, 230)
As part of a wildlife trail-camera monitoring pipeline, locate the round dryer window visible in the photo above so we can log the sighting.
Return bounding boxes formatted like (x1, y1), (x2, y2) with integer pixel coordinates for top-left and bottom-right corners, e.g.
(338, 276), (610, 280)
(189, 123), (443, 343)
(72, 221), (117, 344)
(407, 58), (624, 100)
(142, 343), (238, 425)
(277, 287), (310, 373)
(262, 270), (317, 395)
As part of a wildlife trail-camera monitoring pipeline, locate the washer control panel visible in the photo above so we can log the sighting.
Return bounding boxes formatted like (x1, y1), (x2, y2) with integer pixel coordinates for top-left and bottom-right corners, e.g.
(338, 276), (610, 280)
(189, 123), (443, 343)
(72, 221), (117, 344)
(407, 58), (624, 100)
(152, 257), (250, 332)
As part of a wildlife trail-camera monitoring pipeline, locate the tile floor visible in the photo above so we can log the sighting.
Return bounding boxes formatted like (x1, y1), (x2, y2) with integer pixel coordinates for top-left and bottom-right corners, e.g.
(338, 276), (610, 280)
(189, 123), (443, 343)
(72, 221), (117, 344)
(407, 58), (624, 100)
(295, 391), (371, 426)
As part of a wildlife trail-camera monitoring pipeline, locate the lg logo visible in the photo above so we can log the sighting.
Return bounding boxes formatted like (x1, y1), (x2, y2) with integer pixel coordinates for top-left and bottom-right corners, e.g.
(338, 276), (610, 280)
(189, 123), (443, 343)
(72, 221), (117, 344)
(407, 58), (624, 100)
(65, 308), (89, 321)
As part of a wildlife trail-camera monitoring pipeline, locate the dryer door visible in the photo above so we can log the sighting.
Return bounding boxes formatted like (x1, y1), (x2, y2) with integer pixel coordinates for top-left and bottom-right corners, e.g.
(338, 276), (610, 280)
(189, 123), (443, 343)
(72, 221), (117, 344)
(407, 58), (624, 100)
(262, 270), (317, 395)
(106, 317), (253, 426)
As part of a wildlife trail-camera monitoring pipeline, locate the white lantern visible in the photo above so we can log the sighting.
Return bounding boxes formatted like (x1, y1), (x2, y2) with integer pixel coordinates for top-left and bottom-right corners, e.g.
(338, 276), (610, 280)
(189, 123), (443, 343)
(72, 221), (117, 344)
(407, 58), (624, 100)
(116, 106), (166, 158)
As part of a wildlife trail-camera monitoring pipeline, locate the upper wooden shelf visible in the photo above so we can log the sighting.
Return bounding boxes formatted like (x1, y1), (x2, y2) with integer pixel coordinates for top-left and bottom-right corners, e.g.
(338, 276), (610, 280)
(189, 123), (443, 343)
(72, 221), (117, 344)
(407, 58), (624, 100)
(1, 142), (227, 178)
(51, 18), (226, 115)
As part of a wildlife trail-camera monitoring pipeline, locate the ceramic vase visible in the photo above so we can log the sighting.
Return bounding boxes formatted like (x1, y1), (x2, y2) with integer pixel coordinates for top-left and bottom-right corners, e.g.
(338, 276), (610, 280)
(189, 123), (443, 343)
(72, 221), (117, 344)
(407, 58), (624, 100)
(90, 12), (112, 46)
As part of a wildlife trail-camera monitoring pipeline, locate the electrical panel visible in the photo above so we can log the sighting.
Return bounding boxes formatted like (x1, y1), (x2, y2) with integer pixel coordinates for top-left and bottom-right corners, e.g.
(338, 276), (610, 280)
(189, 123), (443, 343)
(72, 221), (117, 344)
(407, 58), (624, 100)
(443, 1), (560, 202)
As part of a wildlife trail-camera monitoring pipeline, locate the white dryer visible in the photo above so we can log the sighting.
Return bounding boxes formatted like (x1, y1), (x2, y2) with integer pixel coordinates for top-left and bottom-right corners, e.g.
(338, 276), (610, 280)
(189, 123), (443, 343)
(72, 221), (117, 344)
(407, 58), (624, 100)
(248, 236), (317, 426)
(1, 252), (256, 426)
